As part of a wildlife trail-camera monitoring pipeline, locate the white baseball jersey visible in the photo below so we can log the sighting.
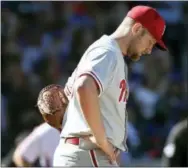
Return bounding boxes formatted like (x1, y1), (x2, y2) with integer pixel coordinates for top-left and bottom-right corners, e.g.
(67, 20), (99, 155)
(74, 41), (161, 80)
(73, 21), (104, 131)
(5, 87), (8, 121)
(62, 35), (129, 151)
(16, 123), (60, 166)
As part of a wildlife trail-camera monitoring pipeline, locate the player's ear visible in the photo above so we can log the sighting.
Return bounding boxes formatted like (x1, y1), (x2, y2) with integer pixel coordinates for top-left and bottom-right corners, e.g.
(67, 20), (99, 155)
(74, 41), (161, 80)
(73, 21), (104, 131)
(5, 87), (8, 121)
(131, 22), (142, 36)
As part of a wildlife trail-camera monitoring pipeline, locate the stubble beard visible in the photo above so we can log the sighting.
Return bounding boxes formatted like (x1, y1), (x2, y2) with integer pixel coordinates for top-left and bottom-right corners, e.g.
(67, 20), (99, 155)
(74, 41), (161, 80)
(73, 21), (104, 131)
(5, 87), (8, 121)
(127, 47), (140, 61)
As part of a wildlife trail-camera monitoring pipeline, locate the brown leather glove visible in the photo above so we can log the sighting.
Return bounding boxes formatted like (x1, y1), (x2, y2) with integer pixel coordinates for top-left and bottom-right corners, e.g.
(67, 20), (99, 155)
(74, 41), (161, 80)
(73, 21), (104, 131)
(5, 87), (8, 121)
(37, 84), (69, 130)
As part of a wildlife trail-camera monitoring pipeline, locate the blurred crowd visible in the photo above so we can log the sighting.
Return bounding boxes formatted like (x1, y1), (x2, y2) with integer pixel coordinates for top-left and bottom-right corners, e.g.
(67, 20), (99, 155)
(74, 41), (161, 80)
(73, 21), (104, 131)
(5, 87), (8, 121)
(1, 1), (188, 165)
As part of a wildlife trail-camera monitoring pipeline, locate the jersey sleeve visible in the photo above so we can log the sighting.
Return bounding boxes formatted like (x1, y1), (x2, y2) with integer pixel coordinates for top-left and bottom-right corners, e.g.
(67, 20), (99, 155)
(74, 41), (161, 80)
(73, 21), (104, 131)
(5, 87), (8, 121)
(78, 48), (117, 95)
(16, 129), (41, 163)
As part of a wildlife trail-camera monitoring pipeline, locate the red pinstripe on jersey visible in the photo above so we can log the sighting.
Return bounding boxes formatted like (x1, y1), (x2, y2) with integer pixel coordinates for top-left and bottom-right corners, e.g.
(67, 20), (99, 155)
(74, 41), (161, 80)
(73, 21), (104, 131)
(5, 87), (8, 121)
(89, 150), (98, 167)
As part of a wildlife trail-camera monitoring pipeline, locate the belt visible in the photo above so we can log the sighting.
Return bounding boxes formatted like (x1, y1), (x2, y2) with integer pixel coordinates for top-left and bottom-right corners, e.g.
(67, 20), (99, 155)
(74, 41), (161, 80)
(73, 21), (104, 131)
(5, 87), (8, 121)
(64, 137), (99, 167)
(64, 137), (80, 145)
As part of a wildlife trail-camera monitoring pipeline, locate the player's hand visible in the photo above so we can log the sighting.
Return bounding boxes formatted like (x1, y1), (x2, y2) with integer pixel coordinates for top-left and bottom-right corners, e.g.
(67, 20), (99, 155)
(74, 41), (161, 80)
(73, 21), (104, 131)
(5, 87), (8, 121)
(114, 148), (121, 165)
(101, 140), (117, 165)
(86, 136), (118, 164)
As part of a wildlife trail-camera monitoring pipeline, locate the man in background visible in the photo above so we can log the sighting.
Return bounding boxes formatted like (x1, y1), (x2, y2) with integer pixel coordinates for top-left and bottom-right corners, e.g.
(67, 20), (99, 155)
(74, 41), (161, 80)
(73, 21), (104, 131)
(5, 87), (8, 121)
(13, 123), (60, 167)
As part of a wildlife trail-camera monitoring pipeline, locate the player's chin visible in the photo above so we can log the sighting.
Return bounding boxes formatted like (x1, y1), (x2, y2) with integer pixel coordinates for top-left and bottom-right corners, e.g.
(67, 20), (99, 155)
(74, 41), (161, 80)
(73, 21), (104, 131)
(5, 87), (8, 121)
(130, 55), (140, 61)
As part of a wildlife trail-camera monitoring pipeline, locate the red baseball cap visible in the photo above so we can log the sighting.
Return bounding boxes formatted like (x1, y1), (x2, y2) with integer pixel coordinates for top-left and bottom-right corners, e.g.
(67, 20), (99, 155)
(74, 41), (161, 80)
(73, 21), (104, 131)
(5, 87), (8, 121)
(127, 5), (167, 51)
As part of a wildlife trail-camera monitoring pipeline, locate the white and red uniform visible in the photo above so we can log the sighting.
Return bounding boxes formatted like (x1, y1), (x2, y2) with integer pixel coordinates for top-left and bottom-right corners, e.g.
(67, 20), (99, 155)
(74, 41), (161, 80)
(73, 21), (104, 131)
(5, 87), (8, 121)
(53, 4), (168, 166)
(54, 35), (129, 167)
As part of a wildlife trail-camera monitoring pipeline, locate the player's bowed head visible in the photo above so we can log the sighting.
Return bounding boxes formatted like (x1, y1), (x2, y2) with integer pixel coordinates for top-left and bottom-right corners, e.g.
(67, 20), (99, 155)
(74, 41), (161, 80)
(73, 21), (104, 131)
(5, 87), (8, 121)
(110, 5), (167, 61)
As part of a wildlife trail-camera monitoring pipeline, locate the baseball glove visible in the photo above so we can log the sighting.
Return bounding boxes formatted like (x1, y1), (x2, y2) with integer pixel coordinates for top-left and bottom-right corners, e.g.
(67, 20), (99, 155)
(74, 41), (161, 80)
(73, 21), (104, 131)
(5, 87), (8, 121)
(37, 84), (69, 131)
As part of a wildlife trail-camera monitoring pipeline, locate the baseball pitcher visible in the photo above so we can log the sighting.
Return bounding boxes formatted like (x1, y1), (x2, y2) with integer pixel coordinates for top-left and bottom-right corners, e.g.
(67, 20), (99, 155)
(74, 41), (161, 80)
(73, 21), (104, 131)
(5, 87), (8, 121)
(53, 5), (167, 167)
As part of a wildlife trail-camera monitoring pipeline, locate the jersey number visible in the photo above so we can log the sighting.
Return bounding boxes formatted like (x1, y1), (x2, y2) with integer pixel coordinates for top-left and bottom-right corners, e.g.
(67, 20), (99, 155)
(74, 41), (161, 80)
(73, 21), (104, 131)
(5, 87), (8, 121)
(119, 79), (128, 102)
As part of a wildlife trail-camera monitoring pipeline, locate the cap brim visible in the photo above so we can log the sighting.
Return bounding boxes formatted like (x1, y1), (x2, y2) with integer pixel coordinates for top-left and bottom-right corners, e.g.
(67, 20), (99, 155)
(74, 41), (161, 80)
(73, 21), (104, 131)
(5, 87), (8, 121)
(156, 39), (168, 51)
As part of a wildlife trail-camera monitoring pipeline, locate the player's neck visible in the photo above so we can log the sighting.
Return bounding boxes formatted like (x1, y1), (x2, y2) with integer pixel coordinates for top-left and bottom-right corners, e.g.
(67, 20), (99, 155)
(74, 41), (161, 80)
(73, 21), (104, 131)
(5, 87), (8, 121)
(110, 32), (130, 56)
